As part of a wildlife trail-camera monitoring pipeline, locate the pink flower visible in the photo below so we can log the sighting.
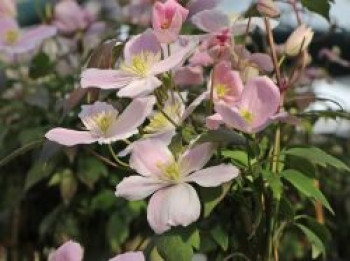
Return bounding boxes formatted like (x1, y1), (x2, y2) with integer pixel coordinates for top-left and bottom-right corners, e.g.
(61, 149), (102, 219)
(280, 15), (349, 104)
(186, 0), (221, 18)
(109, 251), (145, 261)
(54, 0), (95, 35)
(152, 0), (189, 43)
(81, 30), (194, 98)
(0, 18), (56, 54)
(115, 140), (239, 234)
(211, 76), (281, 134)
(49, 241), (83, 261)
(210, 61), (243, 105)
(0, 0), (16, 18)
(45, 97), (155, 146)
(174, 66), (204, 87)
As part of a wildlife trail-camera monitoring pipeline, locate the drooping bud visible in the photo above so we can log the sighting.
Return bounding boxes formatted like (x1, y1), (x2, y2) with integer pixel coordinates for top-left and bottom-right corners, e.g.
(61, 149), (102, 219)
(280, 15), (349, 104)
(257, 0), (280, 18)
(285, 24), (314, 57)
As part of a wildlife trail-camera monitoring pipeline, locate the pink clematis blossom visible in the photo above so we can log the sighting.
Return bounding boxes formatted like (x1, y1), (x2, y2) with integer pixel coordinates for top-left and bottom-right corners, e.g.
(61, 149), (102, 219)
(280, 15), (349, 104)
(81, 30), (194, 98)
(209, 61), (243, 105)
(45, 97), (155, 146)
(187, 0), (222, 18)
(54, 0), (95, 35)
(209, 76), (281, 134)
(109, 251), (145, 261)
(115, 140), (240, 234)
(174, 65), (204, 87)
(0, 18), (56, 55)
(0, 0), (16, 18)
(49, 240), (83, 261)
(152, 0), (189, 43)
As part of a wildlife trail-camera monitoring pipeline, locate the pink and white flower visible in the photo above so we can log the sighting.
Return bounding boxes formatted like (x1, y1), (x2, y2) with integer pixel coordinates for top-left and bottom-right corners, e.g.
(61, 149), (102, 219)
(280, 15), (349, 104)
(45, 97), (155, 146)
(115, 140), (240, 234)
(208, 76), (281, 134)
(152, 0), (189, 43)
(49, 240), (83, 261)
(0, 0), (16, 18)
(0, 18), (56, 55)
(81, 30), (194, 98)
(109, 251), (145, 261)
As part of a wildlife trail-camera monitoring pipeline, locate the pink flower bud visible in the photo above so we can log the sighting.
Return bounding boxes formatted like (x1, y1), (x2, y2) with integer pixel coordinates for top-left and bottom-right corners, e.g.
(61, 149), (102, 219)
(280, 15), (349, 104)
(257, 0), (280, 18)
(152, 0), (189, 43)
(285, 24), (314, 57)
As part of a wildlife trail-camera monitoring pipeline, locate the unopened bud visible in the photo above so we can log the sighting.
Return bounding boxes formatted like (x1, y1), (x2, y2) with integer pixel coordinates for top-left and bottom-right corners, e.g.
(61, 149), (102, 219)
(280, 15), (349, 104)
(285, 24), (314, 57)
(257, 0), (280, 18)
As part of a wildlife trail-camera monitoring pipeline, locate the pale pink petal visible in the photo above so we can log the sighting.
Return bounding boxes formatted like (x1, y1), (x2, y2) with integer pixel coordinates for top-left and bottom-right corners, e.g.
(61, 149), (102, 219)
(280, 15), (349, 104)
(179, 142), (215, 176)
(108, 96), (156, 140)
(147, 183), (201, 234)
(45, 128), (97, 146)
(249, 53), (274, 72)
(129, 139), (174, 177)
(117, 76), (162, 98)
(49, 241), (84, 261)
(191, 9), (229, 33)
(214, 103), (251, 133)
(109, 252), (145, 261)
(189, 50), (213, 66)
(124, 30), (161, 63)
(174, 66), (203, 87)
(19, 25), (56, 46)
(240, 76), (280, 128)
(185, 164), (239, 187)
(206, 113), (223, 130)
(115, 176), (168, 201)
(181, 91), (209, 121)
(187, 0), (221, 17)
(81, 69), (135, 89)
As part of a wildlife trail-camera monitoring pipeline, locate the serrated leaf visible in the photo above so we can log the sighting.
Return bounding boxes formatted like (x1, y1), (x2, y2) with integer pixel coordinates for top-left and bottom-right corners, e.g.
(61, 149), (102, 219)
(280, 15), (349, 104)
(285, 147), (350, 172)
(157, 232), (193, 261)
(200, 182), (231, 218)
(195, 128), (246, 145)
(296, 224), (325, 259)
(301, 0), (333, 20)
(262, 170), (283, 200)
(282, 169), (334, 214)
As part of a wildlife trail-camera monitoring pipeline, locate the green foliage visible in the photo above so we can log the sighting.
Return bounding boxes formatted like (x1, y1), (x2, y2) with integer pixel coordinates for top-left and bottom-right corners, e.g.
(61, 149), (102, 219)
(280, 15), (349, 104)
(200, 182), (231, 218)
(195, 128), (246, 145)
(29, 52), (53, 79)
(301, 0), (334, 20)
(296, 224), (325, 259)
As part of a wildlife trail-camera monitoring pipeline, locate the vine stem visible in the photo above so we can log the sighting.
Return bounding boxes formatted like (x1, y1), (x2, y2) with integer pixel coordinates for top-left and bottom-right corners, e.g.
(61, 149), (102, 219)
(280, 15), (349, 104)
(108, 144), (130, 168)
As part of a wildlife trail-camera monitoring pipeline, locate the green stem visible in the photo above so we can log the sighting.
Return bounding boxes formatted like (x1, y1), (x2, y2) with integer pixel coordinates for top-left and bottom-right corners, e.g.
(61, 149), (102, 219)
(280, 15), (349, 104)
(108, 144), (129, 168)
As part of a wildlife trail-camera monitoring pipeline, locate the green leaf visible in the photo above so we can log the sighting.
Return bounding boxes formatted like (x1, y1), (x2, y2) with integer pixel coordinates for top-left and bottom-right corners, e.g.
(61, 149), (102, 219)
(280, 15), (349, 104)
(60, 169), (78, 205)
(91, 190), (117, 211)
(78, 157), (108, 189)
(29, 52), (52, 78)
(222, 150), (249, 167)
(296, 216), (331, 244)
(25, 162), (54, 191)
(210, 224), (229, 251)
(301, 0), (334, 20)
(281, 169), (334, 214)
(195, 128), (246, 145)
(296, 224), (326, 259)
(157, 232), (193, 261)
(279, 197), (295, 221)
(200, 182), (231, 218)
(262, 170), (283, 200)
(285, 147), (350, 172)
(107, 212), (129, 252)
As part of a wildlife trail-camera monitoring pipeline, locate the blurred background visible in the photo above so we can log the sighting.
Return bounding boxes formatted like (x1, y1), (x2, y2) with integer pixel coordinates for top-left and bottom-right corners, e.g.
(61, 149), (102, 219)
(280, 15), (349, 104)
(0, 0), (349, 260)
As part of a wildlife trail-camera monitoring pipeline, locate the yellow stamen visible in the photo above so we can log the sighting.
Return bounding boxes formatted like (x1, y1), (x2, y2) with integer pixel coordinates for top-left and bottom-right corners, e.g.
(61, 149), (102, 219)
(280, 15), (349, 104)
(157, 161), (180, 182)
(240, 109), (254, 124)
(215, 83), (228, 99)
(4, 29), (19, 45)
(145, 104), (181, 132)
(120, 51), (159, 77)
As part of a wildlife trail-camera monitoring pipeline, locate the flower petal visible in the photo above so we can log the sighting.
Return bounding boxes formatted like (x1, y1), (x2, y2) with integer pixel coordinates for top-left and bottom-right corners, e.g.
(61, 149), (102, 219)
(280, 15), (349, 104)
(49, 241), (84, 261)
(108, 96), (155, 141)
(179, 142), (215, 176)
(129, 139), (174, 177)
(191, 9), (229, 33)
(115, 176), (168, 201)
(206, 113), (223, 130)
(249, 53), (274, 72)
(45, 128), (97, 146)
(117, 76), (162, 98)
(109, 252), (145, 261)
(81, 69), (134, 89)
(185, 164), (240, 187)
(19, 25), (56, 46)
(147, 183), (201, 234)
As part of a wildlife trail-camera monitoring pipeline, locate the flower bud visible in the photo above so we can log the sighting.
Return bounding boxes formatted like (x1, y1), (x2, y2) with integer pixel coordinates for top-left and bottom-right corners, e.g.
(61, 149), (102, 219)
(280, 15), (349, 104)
(257, 0), (280, 18)
(285, 24), (314, 57)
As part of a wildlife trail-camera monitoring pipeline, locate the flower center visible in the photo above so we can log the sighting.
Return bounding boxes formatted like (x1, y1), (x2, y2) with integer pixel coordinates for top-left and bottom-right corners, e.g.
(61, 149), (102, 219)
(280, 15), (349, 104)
(215, 84), (229, 99)
(145, 104), (181, 133)
(240, 109), (254, 124)
(157, 161), (180, 182)
(4, 29), (19, 45)
(161, 20), (171, 29)
(82, 111), (117, 137)
(120, 51), (159, 77)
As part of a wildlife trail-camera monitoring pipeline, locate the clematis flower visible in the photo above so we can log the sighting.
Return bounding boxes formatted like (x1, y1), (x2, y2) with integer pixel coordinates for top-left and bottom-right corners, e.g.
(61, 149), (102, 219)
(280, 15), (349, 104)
(152, 0), (189, 43)
(81, 30), (194, 98)
(54, 0), (95, 35)
(0, 18), (56, 55)
(45, 97), (155, 146)
(285, 24), (313, 57)
(210, 61), (243, 105)
(186, 0), (222, 17)
(115, 140), (239, 234)
(174, 65), (204, 87)
(49, 240), (83, 261)
(109, 252), (145, 261)
(0, 0), (16, 18)
(210, 76), (281, 134)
